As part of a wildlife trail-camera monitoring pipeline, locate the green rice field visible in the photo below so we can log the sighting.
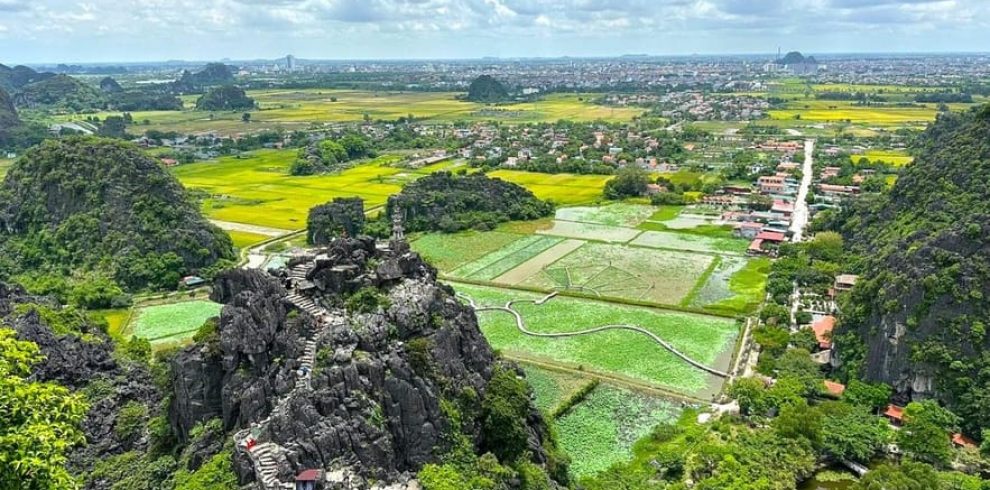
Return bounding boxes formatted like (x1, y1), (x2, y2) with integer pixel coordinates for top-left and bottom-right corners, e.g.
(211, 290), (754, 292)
(130, 300), (222, 344)
(453, 282), (738, 398)
(411, 231), (525, 271)
(451, 235), (563, 281)
(556, 384), (682, 479)
(851, 149), (914, 167)
(228, 230), (270, 249)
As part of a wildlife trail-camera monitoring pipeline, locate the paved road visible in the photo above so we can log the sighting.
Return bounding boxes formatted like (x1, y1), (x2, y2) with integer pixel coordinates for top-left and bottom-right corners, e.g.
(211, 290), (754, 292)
(789, 139), (815, 242)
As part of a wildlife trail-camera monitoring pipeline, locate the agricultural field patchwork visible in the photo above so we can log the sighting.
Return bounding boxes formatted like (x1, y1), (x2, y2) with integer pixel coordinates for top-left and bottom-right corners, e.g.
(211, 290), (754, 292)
(554, 203), (656, 228)
(851, 149), (914, 167)
(630, 230), (748, 254)
(522, 365), (594, 414)
(453, 282), (739, 398)
(555, 385), (682, 479)
(519, 242), (713, 305)
(55, 91), (641, 136)
(451, 235), (564, 281)
(411, 231), (526, 271)
(130, 300), (222, 345)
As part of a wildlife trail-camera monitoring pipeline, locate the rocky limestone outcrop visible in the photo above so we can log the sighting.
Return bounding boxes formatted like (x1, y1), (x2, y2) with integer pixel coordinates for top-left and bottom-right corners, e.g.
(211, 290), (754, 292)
(169, 237), (557, 488)
(0, 283), (161, 480)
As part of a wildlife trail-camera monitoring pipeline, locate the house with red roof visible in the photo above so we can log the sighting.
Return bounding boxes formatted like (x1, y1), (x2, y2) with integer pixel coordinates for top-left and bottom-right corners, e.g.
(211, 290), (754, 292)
(812, 316), (836, 350)
(951, 433), (978, 450)
(823, 380), (846, 398)
(756, 231), (787, 243)
(883, 404), (905, 427)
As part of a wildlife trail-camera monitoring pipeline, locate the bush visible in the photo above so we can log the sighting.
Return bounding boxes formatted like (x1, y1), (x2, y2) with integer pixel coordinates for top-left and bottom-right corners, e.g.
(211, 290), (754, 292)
(345, 287), (390, 314)
(115, 400), (148, 442)
(481, 365), (532, 463)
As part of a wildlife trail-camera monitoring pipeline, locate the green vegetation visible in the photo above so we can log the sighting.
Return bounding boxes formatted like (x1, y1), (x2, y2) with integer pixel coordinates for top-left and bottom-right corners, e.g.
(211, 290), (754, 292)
(466, 75), (510, 103)
(487, 170), (611, 206)
(603, 167), (650, 200)
(387, 172), (554, 233)
(824, 106), (990, 438)
(555, 385), (680, 479)
(0, 137), (235, 292)
(290, 133), (374, 175)
(452, 235), (563, 281)
(195, 85), (255, 111)
(131, 300), (222, 344)
(522, 365), (594, 414)
(412, 231), (527, 270)
(227, 230), (268, 249)
(630, 229), (749, 254)
(307, 197), (366, 244)
(0, 328), (88, 490)
(555, 203), (656, 228)
(454, 283), (737, 397)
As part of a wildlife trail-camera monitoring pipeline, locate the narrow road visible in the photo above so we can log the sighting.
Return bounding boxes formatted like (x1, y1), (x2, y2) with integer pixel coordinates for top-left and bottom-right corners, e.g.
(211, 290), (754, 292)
(458, 292), (729, 378)
(789, 139), (815, 242)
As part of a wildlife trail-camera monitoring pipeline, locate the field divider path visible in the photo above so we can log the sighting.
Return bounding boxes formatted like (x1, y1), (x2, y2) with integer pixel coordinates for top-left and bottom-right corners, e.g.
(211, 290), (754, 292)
(492, 239), (585, 284)
(457, 292), (729, 378)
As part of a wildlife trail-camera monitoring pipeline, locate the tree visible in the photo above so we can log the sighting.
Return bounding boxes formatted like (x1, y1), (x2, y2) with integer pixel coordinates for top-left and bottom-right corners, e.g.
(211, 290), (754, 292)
(853, 461), (941, 490)
(806, 231), (844, 262)
(0, 328), (88, 490)
(99, 115), (128, 138)
(898, 401), (957, 467)
(820, 401), (890, 463)
(773, 399), (823, 448)
(603, 166), (650, 200)
(481, 366), (532, 462)
(241, 112), (251, 123)
(843, 380), (892, 412)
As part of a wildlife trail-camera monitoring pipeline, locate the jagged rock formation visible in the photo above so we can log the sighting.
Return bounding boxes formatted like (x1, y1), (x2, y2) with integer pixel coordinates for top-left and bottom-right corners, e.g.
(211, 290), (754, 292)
(387, 172), (554, 233)
(307, 197), (366, 245)
(832, 106), (990, 436)
(0, 283), (162, 476)
(466, 75), (509, 103)
(0, 137), (235, 290)
(170, 235), (560, 488)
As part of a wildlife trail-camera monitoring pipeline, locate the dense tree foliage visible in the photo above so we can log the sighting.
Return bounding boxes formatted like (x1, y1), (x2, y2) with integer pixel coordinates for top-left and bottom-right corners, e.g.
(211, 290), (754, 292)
(466, 75), (510, 103)
(0, 137), (235, 292)
(0, 328), (88, 490)
(824, 106), (990, 438)
(387, 172), (554, 233)
(13, 74), (104, 111)
(194, 85), (254, 111)
(603, 166), (650, 200)
(290, 134), (374, 175)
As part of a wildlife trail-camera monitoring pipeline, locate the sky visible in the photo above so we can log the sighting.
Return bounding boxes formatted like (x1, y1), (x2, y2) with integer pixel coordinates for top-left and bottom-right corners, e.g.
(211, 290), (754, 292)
(0, 0), (988, 63)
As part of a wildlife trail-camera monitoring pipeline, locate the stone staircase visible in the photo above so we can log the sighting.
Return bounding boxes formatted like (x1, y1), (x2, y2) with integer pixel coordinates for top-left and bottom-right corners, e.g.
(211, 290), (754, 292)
(234, 260), (347, 489)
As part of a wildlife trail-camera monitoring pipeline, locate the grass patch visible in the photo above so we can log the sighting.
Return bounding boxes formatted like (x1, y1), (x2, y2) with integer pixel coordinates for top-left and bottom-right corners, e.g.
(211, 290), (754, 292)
(647, 205), (684, 222)
(851, 150), (913, 167)
(556, 384), (681, 479)
(131, 300), (222, 344)
(704, 257), (771, 315)
(95, 308), (132, 339)
(227, 230), (270, 249)
(453, 282), (738, 397)
(411, 231), (525, 271)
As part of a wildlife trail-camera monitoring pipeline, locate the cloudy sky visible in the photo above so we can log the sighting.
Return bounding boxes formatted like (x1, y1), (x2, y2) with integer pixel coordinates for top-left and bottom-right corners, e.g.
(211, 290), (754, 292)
(0, 0), (988, 63)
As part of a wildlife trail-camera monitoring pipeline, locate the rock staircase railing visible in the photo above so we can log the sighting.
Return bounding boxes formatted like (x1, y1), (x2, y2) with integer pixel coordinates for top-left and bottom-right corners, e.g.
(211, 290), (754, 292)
(234, 261), (346, 489)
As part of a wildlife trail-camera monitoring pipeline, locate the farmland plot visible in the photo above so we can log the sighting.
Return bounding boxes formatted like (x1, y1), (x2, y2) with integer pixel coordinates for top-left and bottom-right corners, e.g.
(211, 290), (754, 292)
(131, 301), (222, 345)
(520, 242), (713, 305)
(411, 231), (525, 271)
(557, 385), (681, 479)
(451, 235), (564, 281)
(537, 220), (641, 243)
(453, 283), (739, 398)
(555, 203), (656, 228)
(522, 365), (593, 413)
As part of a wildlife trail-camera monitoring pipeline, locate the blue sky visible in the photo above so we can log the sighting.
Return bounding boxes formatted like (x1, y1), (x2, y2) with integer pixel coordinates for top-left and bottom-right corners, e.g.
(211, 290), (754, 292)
(0, 0), (987, 63)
